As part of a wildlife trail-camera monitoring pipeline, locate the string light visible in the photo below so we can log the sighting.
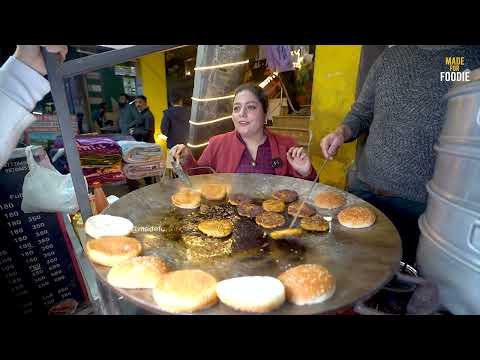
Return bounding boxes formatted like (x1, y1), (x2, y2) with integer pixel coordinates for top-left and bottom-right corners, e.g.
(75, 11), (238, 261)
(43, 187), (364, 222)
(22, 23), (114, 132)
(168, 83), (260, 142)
(190, 115), (232, 126)
(187, 141), (209, 148)
(188, 58), (248, 147)
(191, 94), (235, 102)
(194, 60), (249, 71)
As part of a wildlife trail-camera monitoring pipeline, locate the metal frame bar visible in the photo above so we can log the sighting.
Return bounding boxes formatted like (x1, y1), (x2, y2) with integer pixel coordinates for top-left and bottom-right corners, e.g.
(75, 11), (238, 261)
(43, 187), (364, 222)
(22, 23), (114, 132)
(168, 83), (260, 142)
(42, 45), (183, 221)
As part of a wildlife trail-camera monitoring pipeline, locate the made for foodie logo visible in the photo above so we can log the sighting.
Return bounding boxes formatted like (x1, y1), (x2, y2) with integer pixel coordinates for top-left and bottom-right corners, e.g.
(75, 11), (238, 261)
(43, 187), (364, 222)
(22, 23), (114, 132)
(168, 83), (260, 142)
(441, 56), (470, 82)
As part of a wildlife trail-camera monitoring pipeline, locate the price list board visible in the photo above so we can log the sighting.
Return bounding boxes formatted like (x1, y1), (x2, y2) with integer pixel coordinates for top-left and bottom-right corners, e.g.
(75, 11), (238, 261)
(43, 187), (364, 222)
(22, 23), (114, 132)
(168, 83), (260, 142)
(0, 150), (88, 315)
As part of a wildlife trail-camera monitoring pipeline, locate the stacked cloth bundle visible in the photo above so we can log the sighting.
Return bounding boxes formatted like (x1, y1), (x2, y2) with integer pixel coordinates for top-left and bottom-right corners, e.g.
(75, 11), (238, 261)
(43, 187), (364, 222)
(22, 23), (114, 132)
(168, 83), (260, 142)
(76, 136), (126, 185)
(118, 141), (165, 180)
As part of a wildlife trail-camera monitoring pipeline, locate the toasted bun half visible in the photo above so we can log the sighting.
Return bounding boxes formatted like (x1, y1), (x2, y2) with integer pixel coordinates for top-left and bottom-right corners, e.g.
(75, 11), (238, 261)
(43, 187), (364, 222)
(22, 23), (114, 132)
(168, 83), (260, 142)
(86, 236), (142, 267)
(278, 264), (335, 305)
(153, 270), (218, 313)
(337, 206), (376, 228)
(107, 256), (169, 289)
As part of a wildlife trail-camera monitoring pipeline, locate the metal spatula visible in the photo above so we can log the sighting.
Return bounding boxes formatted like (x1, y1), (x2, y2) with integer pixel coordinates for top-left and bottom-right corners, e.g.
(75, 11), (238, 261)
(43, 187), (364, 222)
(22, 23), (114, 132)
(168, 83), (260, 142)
(171, 156), (193, 188)
(288, 158), (328, 228)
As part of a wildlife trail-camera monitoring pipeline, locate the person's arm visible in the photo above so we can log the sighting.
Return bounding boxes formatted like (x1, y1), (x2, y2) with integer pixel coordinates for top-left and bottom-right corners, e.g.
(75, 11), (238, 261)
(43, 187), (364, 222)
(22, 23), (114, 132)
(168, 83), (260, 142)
(342, 52), (383, 142)
(160, 111), (170, 137)
(0, 52), (52, 168)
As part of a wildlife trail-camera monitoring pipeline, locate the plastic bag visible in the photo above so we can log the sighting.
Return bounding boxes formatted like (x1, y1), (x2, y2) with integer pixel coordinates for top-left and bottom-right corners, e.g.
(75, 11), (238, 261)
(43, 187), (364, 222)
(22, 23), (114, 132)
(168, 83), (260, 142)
(21, 146), (81, 214)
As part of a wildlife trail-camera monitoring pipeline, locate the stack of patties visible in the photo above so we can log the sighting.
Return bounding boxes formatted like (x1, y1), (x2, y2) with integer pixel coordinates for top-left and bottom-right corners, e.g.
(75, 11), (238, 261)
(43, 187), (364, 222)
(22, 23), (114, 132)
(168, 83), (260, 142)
(278, 264), (336, 305)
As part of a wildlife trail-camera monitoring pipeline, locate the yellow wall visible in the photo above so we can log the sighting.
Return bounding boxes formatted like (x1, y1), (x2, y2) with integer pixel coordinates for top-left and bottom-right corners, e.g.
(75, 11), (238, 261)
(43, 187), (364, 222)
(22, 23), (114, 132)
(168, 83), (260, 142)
(309, 45), (362, 190)
(137, 52), (168, 154)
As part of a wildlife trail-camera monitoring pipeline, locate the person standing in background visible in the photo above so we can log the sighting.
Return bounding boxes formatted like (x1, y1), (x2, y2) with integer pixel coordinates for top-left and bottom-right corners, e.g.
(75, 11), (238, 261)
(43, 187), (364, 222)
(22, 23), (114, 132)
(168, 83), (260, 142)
(262, 45), (301, 114)
(130, 95), (155, 143)
(130, 95), (156, 185)
(161, 92), (191, 149)
(117, 92), (139, 135)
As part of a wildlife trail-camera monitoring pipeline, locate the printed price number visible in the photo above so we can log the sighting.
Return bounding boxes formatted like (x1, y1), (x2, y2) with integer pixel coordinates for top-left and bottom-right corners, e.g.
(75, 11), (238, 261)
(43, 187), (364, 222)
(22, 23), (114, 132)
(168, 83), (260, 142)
(25, 257), (38, 265)
(53, 275), (66, 283)
(48, 263), (60, 271)
(28, 215), (41, 223)
(21, 250), (35, 258)
(0, 202), (14, 211)
(9, 228), (23, 236)
(37, 237), (50, 245)
(7, 219), (22, 228)
(18, 242), (33, 250)
(33, 275), (47, 284)
(32, 269), (44, 277)
(42, 293), (54, 300)
(41, 244), (53, 252)
(3, 211), (19, 219)
(43, 251), (56, 259)
(60, 291), (72, 299)
(46, 257), (57, 265)
(29, 263), (42, 271)
(50, 269), (63, 277)
(31, 223), (45, 230)
(14, 235), (28, 243)
(37, 281), (50, 289)
(4, 165), (27, 174)
(35, 230), (48, 237)
(43, 298), (55, 306)
(58, 287), (70, 294)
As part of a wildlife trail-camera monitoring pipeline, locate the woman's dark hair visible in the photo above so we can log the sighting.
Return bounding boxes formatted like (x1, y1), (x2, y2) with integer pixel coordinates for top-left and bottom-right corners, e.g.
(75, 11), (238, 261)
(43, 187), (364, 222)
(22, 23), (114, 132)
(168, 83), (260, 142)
(234, 83), (268, 114)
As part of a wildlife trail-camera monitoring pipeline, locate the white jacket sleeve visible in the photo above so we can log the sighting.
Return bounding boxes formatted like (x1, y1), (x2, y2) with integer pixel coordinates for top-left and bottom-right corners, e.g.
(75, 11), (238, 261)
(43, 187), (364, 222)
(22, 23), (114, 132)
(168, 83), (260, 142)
(0, 56), (51, 169)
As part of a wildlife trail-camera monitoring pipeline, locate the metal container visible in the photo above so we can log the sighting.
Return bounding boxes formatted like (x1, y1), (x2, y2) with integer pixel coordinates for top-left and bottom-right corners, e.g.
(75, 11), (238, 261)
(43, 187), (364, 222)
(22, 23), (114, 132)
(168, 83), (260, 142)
(430, 143), (480, 207)
(423, 183), (480, 264)
(417, 216), (480, 314)
(439, 80), (480, 146)
(417, 78), (480, 314)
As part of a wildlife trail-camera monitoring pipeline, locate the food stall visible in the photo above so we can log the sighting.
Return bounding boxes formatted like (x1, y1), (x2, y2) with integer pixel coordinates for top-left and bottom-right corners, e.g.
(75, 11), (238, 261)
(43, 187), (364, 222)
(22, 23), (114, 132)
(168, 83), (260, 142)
(43, 45), (407, 315)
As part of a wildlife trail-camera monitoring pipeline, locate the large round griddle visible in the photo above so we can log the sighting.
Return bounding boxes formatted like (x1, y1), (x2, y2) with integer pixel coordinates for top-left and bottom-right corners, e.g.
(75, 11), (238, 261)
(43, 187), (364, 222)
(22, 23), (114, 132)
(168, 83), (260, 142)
(91, 174), (402, 315)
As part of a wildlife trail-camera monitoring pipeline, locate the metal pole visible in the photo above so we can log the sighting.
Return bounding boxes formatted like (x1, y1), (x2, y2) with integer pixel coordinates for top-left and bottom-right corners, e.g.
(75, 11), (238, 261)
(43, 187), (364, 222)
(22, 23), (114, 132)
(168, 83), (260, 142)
(42, 48), (92, 221)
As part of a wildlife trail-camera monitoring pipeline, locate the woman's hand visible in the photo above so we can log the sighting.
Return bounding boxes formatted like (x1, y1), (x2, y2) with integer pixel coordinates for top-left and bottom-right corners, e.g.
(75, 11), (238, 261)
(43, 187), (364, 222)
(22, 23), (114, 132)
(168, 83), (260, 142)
(14, 45), (68, 76)
(287, 146), (312, 177)
(170, 144), (192, 163)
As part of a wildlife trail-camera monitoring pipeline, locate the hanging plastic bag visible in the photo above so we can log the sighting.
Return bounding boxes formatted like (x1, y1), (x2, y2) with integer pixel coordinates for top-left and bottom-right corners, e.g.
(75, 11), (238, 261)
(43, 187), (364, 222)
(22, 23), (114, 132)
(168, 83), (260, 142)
(21, 145), (81, 214)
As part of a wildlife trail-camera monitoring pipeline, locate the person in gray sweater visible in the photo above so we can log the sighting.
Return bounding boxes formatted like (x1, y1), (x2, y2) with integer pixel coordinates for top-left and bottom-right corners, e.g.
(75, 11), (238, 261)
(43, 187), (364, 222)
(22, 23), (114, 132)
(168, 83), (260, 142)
(320, 45), (480, 265)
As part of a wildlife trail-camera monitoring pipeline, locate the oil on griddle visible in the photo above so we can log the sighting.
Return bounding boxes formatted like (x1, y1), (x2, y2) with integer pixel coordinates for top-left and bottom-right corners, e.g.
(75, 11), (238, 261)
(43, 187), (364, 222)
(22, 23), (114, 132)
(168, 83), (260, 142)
(154, 197), (307, 267)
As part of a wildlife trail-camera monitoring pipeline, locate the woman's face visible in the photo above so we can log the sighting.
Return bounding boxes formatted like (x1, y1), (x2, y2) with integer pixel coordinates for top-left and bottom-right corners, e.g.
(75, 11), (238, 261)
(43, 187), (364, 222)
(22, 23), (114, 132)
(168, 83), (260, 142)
(232, 90), (266, 138)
